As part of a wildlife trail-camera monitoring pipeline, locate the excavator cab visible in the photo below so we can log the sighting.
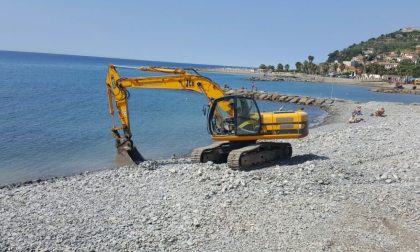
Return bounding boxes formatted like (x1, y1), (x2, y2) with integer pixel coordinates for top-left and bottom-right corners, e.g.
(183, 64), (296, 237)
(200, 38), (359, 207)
(208, 96), (262, 136)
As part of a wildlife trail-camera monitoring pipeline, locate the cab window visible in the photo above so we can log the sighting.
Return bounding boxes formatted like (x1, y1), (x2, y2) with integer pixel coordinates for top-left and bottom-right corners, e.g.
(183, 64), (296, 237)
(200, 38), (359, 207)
(236, 98), (261, 135)
(209, 97), (261, 136)
(209, 97), (235, 135)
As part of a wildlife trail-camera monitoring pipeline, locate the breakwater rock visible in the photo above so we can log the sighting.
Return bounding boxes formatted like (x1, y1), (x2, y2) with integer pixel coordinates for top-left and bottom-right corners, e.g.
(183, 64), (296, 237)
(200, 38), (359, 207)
(370, 87), (420, 95)
(224, 89), (336, 107)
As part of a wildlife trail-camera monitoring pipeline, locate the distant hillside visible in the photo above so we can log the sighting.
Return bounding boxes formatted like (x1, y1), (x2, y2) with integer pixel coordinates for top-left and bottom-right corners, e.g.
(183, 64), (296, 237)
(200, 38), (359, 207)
(327, 28), (420, 62)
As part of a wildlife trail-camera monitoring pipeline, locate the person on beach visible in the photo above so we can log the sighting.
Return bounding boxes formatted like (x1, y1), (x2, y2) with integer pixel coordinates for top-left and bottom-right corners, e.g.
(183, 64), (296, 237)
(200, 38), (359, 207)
(251, 82), (256, 91)
(348, 114), (364, 123)
(348, 105), (365, 123)
(352, 105), (363, 116)
(372, 107), (386, 117)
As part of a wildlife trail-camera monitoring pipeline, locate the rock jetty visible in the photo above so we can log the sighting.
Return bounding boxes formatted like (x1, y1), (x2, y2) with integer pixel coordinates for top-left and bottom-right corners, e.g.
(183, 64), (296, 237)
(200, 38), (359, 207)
(224, 88), (336, 107)
(370, 87), (420, 95)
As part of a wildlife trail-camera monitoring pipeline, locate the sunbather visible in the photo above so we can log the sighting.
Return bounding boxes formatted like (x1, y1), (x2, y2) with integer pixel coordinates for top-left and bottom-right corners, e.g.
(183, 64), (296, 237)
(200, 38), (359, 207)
(348, 114), (364, 123)
(374, 107), (386, 117)
(352, 105), (363, 116)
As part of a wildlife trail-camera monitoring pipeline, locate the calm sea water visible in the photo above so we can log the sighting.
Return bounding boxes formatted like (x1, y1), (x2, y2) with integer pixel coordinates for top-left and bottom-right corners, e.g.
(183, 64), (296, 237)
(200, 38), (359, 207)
(0, 51), (417, 185)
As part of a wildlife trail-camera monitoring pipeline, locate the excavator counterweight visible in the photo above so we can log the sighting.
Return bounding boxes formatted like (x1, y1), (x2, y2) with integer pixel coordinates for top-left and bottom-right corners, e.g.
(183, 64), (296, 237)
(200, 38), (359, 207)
(106, 64), (308, 169)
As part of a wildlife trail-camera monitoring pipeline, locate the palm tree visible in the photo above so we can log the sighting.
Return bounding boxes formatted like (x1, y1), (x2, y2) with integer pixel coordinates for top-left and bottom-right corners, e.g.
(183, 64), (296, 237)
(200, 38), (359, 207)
(303, 60), (309, 74)
(285, 64), (290, 72)
(308, 55), (314, 64)
(319, 63), (329, 75)
(295, 62), (303, 72)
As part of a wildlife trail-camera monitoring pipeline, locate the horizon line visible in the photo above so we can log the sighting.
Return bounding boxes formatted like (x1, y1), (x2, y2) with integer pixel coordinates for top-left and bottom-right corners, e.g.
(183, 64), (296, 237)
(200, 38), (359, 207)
(0, 49), (251, 68)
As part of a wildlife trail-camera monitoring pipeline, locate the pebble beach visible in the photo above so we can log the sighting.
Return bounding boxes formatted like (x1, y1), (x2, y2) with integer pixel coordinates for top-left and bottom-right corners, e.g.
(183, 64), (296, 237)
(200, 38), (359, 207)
(1, 101), (420, 251)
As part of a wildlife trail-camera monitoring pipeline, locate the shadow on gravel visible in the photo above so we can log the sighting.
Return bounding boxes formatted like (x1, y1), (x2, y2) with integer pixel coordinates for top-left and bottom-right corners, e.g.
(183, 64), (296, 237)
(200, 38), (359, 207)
(240, 153), (329, 172)
(282, 153), (329, 165)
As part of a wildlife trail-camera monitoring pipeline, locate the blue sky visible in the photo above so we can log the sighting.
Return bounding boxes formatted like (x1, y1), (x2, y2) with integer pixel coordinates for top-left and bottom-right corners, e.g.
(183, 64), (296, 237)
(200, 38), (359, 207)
(1, 0), (419, 67)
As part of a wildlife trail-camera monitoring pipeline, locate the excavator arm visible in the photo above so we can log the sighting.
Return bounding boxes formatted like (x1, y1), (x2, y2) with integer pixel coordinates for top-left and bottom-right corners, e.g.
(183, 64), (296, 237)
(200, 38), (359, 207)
(106, 64), (226, 165)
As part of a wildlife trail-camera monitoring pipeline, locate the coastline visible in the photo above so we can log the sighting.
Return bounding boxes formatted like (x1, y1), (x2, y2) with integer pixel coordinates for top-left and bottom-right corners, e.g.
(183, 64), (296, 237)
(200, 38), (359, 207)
(201, 68), (420, 95)
(1, 99), (419, 251)
(197, 67), (389, 87)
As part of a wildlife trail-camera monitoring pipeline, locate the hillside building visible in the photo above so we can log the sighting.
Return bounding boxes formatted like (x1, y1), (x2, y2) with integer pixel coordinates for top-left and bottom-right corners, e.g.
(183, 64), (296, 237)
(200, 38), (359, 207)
(343, 61), (352, 67)
(374, 61), (398, 70)
(362, 48), (374, 55)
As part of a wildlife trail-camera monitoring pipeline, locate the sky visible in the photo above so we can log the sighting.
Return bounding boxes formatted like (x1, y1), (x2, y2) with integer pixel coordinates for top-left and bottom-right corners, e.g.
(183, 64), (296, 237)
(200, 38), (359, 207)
(1, 0), (419, 67)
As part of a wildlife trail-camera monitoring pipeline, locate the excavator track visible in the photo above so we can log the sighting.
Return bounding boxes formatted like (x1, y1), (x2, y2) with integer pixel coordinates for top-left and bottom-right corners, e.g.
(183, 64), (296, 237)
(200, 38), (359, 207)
(227, 142), (292, 170)
(191, 141), (256, 164)
(191, 141), (292, 170)
(191, 141), (231, 163)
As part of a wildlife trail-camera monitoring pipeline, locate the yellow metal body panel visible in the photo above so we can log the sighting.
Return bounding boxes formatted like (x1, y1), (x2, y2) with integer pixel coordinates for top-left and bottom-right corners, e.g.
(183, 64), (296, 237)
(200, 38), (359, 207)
(212, 133), (306, 141)
(211, 111), (308, 141)
(261, 111), (307, 132)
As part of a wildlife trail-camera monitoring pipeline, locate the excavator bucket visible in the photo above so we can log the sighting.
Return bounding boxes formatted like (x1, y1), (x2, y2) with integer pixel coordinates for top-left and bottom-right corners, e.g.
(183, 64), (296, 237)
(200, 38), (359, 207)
(115, 138), (145, 167)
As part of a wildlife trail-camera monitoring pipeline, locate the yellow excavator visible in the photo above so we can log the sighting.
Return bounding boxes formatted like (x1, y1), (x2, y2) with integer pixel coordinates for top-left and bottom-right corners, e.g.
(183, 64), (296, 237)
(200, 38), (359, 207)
(106, 64), (308, 170)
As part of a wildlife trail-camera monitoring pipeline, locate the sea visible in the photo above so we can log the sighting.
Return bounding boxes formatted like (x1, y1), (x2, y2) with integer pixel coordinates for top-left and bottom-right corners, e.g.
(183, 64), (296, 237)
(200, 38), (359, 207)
(0, 51), (418, 186)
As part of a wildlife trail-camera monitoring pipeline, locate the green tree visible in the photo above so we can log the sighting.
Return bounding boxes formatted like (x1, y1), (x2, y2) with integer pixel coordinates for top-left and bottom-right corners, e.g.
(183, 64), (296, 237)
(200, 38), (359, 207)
(327, 50), (340, 63)
(353, 62), (365, 74)
(366, 64), (379, 74)
(308, 55), (314, 64)
(339, 63), (345, 72)
(366, 64), (386, 75)
(333, 63), (339, 72)
(295, 62), (303, 72)
(284, 64), (290, 72)
(267, 65), (275, 71)
(316, 64), (323, 75)
(413, 65), (420, 77)
(378, 65), (388, 75)
(319, 63), (329, 75)
(259, 64), (267, 70)
(303, 56), (316, 74)
(276, 63), (284, 72)
(311, 63), (318, 74)
(397, 59), (415, 76)
(303, 60), (309, 74)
